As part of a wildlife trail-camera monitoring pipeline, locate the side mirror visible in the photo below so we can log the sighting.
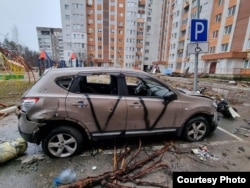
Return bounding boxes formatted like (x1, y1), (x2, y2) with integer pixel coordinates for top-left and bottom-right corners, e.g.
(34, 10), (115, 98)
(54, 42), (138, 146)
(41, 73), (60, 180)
(163, 91), (177, 105)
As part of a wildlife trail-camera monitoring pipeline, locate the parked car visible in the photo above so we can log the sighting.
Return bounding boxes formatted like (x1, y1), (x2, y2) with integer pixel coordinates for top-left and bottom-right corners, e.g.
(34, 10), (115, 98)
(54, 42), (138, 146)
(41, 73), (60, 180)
(18, 67), (218, 158)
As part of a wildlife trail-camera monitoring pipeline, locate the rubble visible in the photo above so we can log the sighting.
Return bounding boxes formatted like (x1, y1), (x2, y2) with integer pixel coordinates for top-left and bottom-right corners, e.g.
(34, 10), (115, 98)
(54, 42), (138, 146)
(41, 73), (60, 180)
(191, 145), (219, 161)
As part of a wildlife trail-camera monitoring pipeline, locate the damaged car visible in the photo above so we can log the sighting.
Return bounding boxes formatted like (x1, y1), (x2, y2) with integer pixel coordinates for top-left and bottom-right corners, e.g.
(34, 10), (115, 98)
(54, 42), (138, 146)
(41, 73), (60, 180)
(18, 67), (218, 158)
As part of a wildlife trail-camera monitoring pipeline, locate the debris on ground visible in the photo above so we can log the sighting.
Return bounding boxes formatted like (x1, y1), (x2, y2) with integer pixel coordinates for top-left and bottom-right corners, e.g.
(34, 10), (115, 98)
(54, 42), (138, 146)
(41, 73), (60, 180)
(0, 137), (28, 164)
(59, 140), (173, 188)
(233, 128), (249, 137)
(243, 119), (250, 125)
(191, 145), (219, 161)
(53, 168), (77, 187)
(18, 154), (45, 165)
(0, 111), (8, 118)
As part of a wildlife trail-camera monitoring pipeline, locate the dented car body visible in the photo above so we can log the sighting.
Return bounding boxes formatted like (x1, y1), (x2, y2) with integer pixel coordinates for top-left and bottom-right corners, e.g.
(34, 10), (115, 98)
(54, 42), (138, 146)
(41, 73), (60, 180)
(18, 67), (218, 158)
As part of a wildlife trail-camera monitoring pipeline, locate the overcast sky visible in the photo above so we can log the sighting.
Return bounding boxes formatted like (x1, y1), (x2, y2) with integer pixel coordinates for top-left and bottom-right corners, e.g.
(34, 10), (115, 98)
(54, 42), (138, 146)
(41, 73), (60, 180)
(0, 0), (62, 52)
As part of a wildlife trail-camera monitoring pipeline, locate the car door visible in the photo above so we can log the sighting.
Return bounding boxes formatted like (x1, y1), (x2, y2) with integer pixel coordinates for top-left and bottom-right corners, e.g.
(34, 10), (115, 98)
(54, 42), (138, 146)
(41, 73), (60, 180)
(66, 74), (127, 137)
(124, 74), (183, 133)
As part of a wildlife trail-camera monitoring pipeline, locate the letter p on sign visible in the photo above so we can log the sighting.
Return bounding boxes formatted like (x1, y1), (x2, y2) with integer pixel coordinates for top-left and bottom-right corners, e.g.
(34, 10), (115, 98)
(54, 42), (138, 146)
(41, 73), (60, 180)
(191, 19), (208, 42)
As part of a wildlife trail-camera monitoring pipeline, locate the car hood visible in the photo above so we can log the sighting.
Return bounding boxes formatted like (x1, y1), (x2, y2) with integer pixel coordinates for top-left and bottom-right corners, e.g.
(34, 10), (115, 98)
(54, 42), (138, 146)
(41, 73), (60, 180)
(176, 88), (213, 100)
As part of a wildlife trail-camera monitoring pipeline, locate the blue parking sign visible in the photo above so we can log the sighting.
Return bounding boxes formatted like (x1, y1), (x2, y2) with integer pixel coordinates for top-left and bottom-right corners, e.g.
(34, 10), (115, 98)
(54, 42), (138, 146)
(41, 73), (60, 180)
(191, 19), (208, 42)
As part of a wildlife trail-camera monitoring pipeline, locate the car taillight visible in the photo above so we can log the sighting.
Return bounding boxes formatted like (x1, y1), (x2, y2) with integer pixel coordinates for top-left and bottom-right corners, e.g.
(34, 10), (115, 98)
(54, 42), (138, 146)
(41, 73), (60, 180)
(20, 97), (39, 112)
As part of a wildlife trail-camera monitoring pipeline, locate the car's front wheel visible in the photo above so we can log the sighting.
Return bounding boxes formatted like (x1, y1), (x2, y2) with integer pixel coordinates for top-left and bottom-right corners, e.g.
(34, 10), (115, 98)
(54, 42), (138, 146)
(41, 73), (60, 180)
(183, 116), (209, 142)
(42, 126), (84, 158)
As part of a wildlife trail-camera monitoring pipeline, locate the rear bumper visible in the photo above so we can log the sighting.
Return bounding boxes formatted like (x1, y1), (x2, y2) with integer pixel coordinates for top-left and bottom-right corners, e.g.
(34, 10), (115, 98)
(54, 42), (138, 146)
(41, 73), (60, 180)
(18, 112), (43, 144)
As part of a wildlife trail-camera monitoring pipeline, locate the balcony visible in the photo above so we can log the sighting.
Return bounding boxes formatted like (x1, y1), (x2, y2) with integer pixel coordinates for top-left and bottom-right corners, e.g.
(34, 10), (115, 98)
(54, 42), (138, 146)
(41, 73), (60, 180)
(87, 0), (93, 6)
(138, 9), (145, 14)
(136, 51), (142, 56)
(136, 43), (143, 48)
(183, 1), (189, 10)
(137, 35), (143, 40)
(135, 60), (142, 65)
(139, 0), (145, 6)
(177, 48), (184, 52)
(137, 18), (144, 23)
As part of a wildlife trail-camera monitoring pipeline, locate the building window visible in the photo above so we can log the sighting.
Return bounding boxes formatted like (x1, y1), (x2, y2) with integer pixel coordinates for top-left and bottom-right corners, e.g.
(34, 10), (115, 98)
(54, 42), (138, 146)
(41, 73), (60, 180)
(64, 4), (69, 10)
(221, 43), (228, 51)
(66, 34), (71, 39)
(118, 22), (123, 27)
(72, 3), (83, 10)
(73, 24), (83, 30)
(212, 30), (218, 38)
(209, 47), (215, 54)
(65, 15), (70, 20)
(88, 28), (93, 33)
(119, 3), (124, 7)
(215, 14), (221, 22)
(98, 54), (102, 58)
(218, 0), (223, 6)
(98, 46), (102, 50)
(98, 37), (102, 41)
(98, 28), (102, 32)
(243, 60), (250, 68)
(73, 14), (83, 21)
(247, 39), (250, 49)
(228, 5), (236, 16)
(88, 19), (93, 24)
(224, 25), (232, 34)
(66, 25), (70, 30)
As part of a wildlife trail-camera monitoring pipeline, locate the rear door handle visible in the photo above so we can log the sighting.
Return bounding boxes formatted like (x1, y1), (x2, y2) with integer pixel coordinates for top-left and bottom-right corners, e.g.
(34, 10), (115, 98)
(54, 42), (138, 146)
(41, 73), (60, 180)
(72, 101), (88, 108)
(129, 102), (142, 108)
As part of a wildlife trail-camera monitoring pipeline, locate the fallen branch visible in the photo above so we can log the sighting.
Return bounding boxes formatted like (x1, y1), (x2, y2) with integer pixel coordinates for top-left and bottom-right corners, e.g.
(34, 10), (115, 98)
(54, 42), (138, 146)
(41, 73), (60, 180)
(59, 141), (172, 188)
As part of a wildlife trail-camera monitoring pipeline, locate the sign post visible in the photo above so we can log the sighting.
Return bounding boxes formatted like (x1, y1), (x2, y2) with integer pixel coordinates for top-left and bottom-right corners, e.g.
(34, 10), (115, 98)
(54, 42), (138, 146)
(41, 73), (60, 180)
(190, 0), (208, 92)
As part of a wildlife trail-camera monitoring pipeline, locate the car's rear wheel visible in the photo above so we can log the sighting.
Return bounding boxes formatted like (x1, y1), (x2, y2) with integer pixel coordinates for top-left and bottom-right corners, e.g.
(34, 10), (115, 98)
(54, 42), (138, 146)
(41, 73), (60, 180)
(183, 116), (209, 142)
(42, 126), (84, 158)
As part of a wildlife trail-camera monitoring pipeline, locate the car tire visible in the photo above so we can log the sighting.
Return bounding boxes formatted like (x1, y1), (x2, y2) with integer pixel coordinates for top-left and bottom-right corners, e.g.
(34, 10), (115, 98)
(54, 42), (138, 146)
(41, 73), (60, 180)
(183, 116), (209, 142)
(42, 126), (84, 158)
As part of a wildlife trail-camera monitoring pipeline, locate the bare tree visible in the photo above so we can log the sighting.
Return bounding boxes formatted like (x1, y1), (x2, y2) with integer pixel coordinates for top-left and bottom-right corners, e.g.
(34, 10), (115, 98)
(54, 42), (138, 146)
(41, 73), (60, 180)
(12, 25), (19, 45)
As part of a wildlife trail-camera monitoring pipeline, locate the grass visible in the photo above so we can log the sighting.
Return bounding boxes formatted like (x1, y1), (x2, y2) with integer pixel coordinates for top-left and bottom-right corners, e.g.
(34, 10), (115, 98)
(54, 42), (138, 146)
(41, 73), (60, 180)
(0, 80), (34, 108)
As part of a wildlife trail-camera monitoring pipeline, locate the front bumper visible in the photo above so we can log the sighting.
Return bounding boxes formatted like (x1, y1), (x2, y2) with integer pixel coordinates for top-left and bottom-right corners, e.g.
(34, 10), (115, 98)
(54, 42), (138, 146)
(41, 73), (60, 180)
(210, 111), (219, 132)
(18, 112), (43, 144)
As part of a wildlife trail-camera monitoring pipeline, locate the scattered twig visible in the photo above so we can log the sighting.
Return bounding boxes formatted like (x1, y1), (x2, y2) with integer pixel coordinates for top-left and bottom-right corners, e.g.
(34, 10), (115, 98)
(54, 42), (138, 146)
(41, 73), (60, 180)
(59, 141), (172, 188)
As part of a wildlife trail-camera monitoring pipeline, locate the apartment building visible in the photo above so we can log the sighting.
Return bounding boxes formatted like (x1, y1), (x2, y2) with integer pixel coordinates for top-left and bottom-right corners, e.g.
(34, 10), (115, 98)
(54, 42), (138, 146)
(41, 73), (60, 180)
(158, 0), (249, 78)
(57, 0), (250, 77)
(60, 0), (88, 66)
(60, 0), (163, 69)
(202, 0), (250, 77)
(36, 27), (64, 62)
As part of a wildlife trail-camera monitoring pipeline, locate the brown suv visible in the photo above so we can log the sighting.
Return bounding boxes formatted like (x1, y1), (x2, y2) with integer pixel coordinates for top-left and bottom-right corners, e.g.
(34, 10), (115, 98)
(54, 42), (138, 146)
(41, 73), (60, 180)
(18, 67), (218, 158)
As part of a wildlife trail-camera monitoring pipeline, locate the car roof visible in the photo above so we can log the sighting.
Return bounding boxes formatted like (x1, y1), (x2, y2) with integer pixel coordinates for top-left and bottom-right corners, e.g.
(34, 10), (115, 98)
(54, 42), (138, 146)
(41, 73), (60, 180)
(44, 67), (150, 76)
